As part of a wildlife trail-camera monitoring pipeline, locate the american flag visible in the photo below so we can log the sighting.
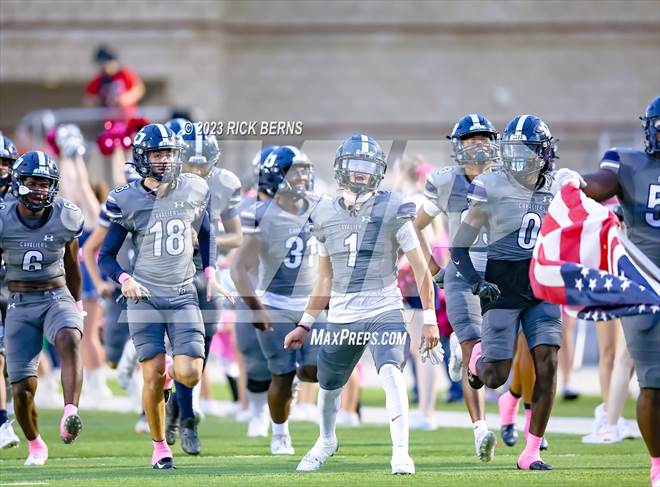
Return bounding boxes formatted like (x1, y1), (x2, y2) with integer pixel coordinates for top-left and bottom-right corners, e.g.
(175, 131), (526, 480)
(530, 183), (660, 320)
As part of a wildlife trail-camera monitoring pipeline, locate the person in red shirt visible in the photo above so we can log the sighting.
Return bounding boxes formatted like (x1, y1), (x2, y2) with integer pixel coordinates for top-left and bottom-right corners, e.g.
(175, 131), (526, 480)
(84, 45), (145, 120)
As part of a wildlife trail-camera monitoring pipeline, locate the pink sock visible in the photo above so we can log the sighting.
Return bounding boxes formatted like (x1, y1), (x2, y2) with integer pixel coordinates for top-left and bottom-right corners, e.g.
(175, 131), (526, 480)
(468, 341), (482, 376)
(152, 439), (173, 465)
(28, 435), (48, 455)
(64, 404), (78, 417)
(498, 391), (521, 426)
(523, 406), (532, 437)
(651, 457), (660, 483)
(517, 433), (543, 469)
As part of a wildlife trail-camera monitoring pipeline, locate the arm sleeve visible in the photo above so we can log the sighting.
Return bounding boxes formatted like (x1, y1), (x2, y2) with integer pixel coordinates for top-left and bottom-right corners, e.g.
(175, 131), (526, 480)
(599, 148), (621, 174)
(98, 222), (129, 284)
(395, 220), (420, 253)
(423, 176), (443, 217)
(449, 223), (482, 288)
(220, 187), (242, 220)
(197, 209), (216, 270)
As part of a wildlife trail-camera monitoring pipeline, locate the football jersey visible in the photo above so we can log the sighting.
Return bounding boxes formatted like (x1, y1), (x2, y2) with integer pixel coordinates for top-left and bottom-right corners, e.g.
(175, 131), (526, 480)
(0, 197), (84, 282)
(600, 148), (660, 266)
(99, 202), (135, 275)
(311, 191), (417, 323)
(467, 170), (559, 261)
(241, 194), (319, 310)
(105, 174), (209, 288)
(424, 165), (488, 272)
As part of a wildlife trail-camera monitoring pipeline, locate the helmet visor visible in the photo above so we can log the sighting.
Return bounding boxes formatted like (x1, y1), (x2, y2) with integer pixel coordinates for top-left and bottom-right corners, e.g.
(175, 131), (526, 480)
(501, 141), (543, 173)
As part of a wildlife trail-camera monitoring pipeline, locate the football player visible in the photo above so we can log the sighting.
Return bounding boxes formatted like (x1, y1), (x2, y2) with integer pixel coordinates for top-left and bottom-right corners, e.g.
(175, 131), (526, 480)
(0, 134), (20, 449)
(414, 114), (498, 462)
(450, 115), (561, 471)
(285, 135), (441, 475)
(165, 123), (242, 455)
(233, 146), (279, 438)
(0, 151), (86, 465)
(231, 146), (321, 456)
(98, 123), (232, 469)
(555, 96), (660, 487)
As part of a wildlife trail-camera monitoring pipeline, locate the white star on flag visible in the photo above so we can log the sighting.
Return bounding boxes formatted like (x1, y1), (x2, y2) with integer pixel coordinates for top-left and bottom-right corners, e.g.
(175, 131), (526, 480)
(621, 279), (631, 291)
(638, 304), (647, 313)
(651, 306), (660, 314)
(581, 267), (590, 277)
(604, 278), (613, 291)
(589, 278), (597, 291)
(575, 278), (584, 291)
(599, 270), (608, 277)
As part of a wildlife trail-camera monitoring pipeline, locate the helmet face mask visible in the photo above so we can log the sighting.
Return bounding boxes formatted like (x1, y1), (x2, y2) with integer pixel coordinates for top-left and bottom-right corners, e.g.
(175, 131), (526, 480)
(260, 146), (313, 199)
(449, 114), (499, 165)
(132, 124), (182, 183)
(181, 131), (220, 179)
(641, 96), (660, 154)
(0, 134), (18, 186)
(501, 141), (547, 176)
(334, 135), (387, 195)
(501, 115), (556, 181)
(11, 151), (60, 212)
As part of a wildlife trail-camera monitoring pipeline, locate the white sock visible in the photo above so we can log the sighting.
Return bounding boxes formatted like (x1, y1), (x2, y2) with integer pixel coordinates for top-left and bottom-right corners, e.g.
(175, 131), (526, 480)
(247, 391), (268, 417)
(272, 420), (290, 436)
(192, 383), (201, 412)
(472, 419), (488, 438)
(318, 387), (342, 444)
(378, 363), (409, 455)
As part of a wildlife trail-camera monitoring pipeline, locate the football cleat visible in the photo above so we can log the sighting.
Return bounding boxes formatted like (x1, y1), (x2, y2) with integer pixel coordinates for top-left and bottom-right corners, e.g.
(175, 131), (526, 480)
(582, 424), (621, 444)
(134, 413), (150, 434)
(0, 420), (20, 449)
(448, 332), (463, 382)
(271, 434), (295, 455)
(165, 397), (179, 445)
(517, 460), (552, 471)
(391, 451), (415, 475)
(24, 451), (48, 466)
(296, 439), (339, 472)
(60, 413), (83, 444)
(179, 418), (201, 455)
(153, 457), (176, 470)
(500, 423), (518, 447)
(475, 430), (497, 463)
(247, 412), (270, 438)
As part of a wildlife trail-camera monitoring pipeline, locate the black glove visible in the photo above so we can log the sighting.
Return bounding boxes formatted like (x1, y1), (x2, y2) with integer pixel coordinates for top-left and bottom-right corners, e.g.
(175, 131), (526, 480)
(432, 267), (446, 288)
(471, 280), (501, 303)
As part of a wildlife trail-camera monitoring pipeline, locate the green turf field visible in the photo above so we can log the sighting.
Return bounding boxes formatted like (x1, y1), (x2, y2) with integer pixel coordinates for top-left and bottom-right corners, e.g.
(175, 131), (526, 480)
(0, 407), (649, 486)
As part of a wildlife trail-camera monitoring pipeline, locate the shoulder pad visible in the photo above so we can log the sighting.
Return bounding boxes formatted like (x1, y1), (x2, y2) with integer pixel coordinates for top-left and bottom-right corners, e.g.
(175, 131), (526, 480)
(59, 198), (85, 233)
(396, 196), (417, 220)
(215, 168), (241, 192)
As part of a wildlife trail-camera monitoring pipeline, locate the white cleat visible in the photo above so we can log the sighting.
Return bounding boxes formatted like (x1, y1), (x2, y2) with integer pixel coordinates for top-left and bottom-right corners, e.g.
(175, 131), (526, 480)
(582, 424), (621, 444)
(617, 417), (640, 439)
(409, 413), (437, 431)
(247, 413), (270, 438)
(475, 430), (497, 462)
(271, 434), (295, 455)
(0, 420), (20, 449)
(391, 451), (415, 475)
(448, 332), (463, 382)
(24, 452), (48, 466)
(134, 414), (150, 434)
(336, 410), (360, 427)
(296, 439), (338, 472)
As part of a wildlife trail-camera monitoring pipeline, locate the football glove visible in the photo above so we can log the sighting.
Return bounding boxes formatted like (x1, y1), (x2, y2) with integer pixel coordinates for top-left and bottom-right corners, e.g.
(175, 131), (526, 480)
(432, 267), (446, 288)
(555, 168), (585, 188)
(419, 343), (444, 366)
(472, 280), (501, 303)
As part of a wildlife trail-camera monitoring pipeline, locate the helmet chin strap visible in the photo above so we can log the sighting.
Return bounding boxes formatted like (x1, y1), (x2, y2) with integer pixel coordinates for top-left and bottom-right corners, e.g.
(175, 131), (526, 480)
(18, 184), (32, 196)
(342, 189), (374, 207)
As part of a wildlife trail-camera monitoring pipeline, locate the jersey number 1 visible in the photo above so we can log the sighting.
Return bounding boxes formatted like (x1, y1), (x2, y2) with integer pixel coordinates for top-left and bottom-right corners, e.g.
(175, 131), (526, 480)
(148, 219), (186, 257)
(344, 232), (358, 267)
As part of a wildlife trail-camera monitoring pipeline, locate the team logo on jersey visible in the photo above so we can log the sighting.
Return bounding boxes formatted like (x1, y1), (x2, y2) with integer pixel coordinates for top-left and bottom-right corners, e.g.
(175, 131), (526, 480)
(174, 201), (185, 208)
(361, 216), (372, 224)
(43, 234), (54, 242)
(7, 303), (15, 310)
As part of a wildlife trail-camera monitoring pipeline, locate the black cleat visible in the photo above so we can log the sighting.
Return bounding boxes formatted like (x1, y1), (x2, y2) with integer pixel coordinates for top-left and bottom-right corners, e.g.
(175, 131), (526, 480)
(500, 423), (518, 447)
(517, 460), (552, 471)
(467, 369), (483, 390)
(180, 417), (201, 455)
(540, 436), (549, 450)
(164, 388), (172, 404)
(165, 397), (179, 446)
(153, 457), (176, 469)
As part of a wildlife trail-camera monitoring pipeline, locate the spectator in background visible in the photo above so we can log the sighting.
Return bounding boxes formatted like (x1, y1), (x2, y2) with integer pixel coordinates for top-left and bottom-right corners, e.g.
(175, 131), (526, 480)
(84, 45), (145, 119)
(85, 45), (146, 186)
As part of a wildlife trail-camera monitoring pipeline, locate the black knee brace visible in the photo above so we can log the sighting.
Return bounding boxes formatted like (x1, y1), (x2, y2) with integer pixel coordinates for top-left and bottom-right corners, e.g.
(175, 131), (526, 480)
(247, 378), (271, 393)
